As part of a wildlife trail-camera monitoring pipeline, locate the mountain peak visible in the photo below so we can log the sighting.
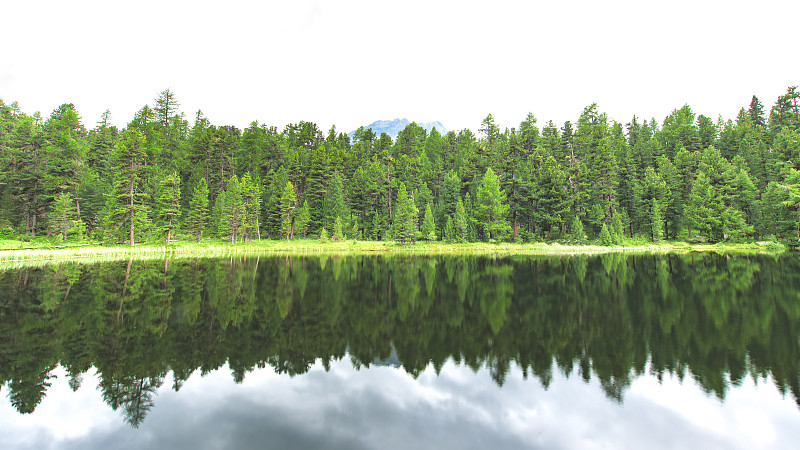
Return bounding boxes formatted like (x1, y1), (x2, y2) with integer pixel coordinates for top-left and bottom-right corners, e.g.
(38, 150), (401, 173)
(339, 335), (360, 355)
(349, 118), (447, 141)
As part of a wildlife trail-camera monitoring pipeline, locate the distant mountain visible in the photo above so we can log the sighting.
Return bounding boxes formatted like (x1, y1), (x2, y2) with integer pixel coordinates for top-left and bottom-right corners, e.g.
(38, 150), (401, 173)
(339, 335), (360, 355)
(348, 118), (447, 141)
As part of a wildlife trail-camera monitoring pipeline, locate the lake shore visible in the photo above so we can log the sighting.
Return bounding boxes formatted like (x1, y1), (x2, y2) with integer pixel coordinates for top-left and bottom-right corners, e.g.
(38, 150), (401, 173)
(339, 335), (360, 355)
(0, 238), (787, 268)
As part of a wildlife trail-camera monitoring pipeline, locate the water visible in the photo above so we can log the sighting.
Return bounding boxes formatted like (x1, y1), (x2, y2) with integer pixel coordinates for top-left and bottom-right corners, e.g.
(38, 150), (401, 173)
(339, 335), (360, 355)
(1, 253), (799, 449)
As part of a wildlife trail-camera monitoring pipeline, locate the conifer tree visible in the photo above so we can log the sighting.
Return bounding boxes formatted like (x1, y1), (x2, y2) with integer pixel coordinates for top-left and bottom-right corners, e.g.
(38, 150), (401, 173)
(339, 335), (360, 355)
(651, 198), (664, 242)
(48, 192), (76, 240)
(611, 209), (625, 244)
(239, 173), (261, 242)
(332, 216), (343, 241)
(102, 128), (150, 245)
(444, 215), (455, 243)
(570, 215), (586, 244)
(279, 181), (296, 241)
(534, 154), (573, 237)
(454, 199), (467, 243)
(219, 174), (244, 243)
(294, 199), (310, 238)
(421, 203), (436, 241)
(156, 171), (181, 244)
(475, 167), (510, 240)
(325, 171), (347, 231)
(393, 182), (418, 244)
(186, 177), (209, 242)
(599, 222), (614, 246)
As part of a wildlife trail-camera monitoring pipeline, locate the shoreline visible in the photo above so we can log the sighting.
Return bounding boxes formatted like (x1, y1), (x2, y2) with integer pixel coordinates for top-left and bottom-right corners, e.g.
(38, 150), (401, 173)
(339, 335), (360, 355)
(0, 239), (787, 268)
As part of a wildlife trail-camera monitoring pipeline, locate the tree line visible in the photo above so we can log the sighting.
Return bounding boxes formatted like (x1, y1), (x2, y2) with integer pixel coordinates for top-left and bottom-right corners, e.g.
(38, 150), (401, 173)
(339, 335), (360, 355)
(1, 87), (800, 245)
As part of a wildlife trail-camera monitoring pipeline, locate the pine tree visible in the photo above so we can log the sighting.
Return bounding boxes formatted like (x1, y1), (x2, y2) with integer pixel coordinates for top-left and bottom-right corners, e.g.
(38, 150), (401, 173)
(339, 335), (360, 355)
(444, 215), (455, 243)
(156, 171), (181, 244)
(262, 167), (288, 237)
(219, 174), (244, 243)
(611, 208), (626, 244)
(350, 218), (359, 241)
(279, 181), (296, 241)
(186, 177), (209, 242)
(332, 216), (343, 241)
(306, 143), (329, 233)
(48, 192), (76, 240)
(534, 155), (572, 238)
(102, 128), (150, 245)
(294, 199), (310, 238)
(569, 215), (586, 244)
(324, 171), (348, 231)
(651, 198), (664, 242)
(421, 203), (436, 241)
(42, 103), (86, 221)
(599, 223), (614, 246)
(393, 182), (418, 244)
(454, 199), (467, 243)
(239, 173), (261, 242)
(475, 167), (510, 241)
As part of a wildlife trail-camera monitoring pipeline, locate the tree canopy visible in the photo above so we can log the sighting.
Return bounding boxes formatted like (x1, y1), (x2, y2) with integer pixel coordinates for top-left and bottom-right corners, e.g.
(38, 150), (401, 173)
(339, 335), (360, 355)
(2, 86), (800, 244)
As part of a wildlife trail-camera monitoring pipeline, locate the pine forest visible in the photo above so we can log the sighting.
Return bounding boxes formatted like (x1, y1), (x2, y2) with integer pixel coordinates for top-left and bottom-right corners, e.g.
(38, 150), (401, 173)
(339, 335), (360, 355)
(1, 87), (800, 246)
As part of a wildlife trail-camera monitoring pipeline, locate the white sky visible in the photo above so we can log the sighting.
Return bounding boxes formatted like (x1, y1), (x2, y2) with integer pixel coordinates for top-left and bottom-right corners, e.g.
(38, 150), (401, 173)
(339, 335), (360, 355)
(2, 361), (800, 449)
(2, 0), (799, 134)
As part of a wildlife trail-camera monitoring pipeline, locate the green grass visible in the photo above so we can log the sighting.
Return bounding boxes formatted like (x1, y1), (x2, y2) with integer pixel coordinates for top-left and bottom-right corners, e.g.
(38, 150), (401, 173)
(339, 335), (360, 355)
(0, 237), (786, 269)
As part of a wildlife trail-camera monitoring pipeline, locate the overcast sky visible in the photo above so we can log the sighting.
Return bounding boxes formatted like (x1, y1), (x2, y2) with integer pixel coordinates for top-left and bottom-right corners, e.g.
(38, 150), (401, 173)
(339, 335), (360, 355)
(3, 361), (800, 449)
(2, 0), (799, 134)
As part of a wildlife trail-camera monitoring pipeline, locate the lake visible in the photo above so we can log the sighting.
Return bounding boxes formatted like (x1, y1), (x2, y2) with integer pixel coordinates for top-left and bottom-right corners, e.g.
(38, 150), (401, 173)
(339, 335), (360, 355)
(1, 253), (799, 449)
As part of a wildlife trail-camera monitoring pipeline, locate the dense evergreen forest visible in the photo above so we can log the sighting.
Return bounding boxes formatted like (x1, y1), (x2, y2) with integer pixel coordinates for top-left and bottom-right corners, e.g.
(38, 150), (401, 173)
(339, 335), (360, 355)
(1, 87), (800, 245)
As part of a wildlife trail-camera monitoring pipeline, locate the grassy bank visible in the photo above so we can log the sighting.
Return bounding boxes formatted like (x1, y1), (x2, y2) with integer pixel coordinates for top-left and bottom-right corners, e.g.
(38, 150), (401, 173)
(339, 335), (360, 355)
(0, 237), (787, 268)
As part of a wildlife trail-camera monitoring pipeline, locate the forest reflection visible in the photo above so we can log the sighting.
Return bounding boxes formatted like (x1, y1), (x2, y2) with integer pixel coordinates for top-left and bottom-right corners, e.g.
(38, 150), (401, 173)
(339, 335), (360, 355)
(1, 253), (799, 427)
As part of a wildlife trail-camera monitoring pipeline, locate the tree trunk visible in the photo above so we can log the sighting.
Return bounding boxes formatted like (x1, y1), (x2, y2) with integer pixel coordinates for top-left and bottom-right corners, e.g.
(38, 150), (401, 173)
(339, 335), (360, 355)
(130, 180), (135, 246)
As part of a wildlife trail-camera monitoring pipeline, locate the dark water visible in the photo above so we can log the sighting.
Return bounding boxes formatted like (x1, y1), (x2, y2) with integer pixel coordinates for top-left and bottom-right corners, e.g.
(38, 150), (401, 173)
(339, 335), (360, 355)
(2, 253), (800, 449)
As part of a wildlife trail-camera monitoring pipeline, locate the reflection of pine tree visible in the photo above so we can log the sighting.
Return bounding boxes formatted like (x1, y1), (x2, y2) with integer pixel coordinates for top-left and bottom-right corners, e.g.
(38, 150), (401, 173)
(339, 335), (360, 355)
(8, 371), (54, 414)
(122, 377), (161, 428)
(5, 253), (800, 418)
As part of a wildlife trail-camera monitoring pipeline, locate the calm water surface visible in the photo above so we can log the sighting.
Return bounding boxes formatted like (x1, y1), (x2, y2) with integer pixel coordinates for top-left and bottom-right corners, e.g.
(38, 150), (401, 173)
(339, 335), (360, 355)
(1, 253), (799, 449)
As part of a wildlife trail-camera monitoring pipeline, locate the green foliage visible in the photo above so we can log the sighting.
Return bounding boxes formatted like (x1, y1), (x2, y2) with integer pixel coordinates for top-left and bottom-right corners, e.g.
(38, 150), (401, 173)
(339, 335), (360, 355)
(350, 218), (359, 241)
(611, 210), (626, 244)
(239, 173), (262, 242)
(475, 168), (510, 241)
(393, 183), (418, 244)
(569, 215), (586, 244)
(325, 171), (347, 231)
(219, 175), (244, 243)
(421, 203), (436, 241)
(599, 223), (614, 246)
(294, 200), (311, 239)
(155, 171), (181, 244)
(48, 192), (76, 240)
(279, 181), (296, 240)
(454, 199), (467, 243)
(332, 216), (343, 241)
(5, 86), (800, 244)
(101, 128), (151, 245)
(534, 155), (572, 238)
(651, 198), (664, 242)
(444, 215), (455, 243)
(186, 177), (209, 242)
